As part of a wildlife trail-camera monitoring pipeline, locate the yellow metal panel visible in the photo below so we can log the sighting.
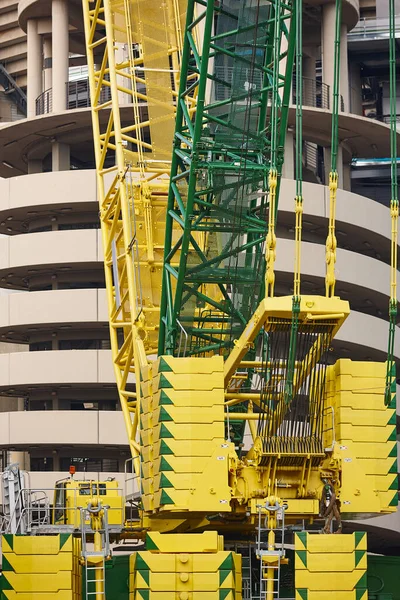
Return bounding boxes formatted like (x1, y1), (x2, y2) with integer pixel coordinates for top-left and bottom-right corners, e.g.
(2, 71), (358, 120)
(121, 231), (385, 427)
(130, 594), (235, 600)
(360, 457), (395, 474)
(331, 360), (386, 377)
(145, 438), (225, 458)
(339, 424), (393, 442)
(325, 359), (397, 516)
(3, 536), (72, 555)
(3, 555), (73, 574)
(153, 355), (224, 375)
(3, 572), (73, 593)
(296, 571), (364, 590)
(154, 455), (209, 473)
(153, 485), (231, 512)
(153, 372), (224, 391)
(152, 389), (222, 408)
(152, 405), (226, 424)
(295, 533), (366, 553)
(329, 392), (388, 409)
(341, 441), (395, 459)
(3, 593), (73, 600)
(296, 594), (365, 600)
(295, 552), (367, 572)
(145, 532), (220, 553)
(144, 421), (224, 442)
(334, 375), (384, 392)
(130, 545), (239, 598)
(336, 407), (392, 426)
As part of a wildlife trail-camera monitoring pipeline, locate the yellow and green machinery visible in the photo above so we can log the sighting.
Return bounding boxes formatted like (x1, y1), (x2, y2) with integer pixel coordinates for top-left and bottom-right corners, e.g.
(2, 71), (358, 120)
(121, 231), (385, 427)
(1, 0), (399, 597)
(53, 479), (124, 527)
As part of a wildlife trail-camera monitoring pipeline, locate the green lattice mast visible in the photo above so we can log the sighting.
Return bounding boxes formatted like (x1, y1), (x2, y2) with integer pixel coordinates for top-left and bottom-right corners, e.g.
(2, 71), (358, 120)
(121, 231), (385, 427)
(159, 0), (296, 358)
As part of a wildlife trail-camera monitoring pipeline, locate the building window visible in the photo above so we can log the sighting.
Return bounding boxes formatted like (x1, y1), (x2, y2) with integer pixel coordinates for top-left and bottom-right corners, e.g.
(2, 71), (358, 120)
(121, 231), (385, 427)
(30, 457), (54, 471)
(60, 457), (119, 472)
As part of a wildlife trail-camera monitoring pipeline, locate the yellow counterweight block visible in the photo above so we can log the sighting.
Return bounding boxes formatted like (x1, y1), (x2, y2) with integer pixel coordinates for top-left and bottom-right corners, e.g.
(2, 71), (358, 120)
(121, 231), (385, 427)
(295, 532), (367, 600)
(324, 359), (398, 514)
(1, 534), (79, 599)
(139, 355), (234, 514)
(129, 532), (241, 599)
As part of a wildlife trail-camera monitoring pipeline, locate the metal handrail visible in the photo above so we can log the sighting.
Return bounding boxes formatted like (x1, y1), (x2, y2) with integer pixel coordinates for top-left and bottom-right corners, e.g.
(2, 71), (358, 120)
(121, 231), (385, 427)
(2, 486), (126, 531)
(292, 75), (330, 110)
(375, 113), (400, 124)
(292, 76), (345, 112)
(349, 16), (400, 39)
(35, 88), (52, 115)
(35, 77), (112, 115)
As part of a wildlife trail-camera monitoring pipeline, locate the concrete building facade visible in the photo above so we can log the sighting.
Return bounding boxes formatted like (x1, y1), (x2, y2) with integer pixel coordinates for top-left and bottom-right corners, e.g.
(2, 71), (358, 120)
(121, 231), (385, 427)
(0, 0), (398, 544)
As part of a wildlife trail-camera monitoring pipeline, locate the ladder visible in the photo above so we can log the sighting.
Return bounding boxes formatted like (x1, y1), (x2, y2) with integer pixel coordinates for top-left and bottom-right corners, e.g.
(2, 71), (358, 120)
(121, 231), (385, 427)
(84, 557), (106, 599)
(256, 501), (287, 600)
(80, 504), (110, 599)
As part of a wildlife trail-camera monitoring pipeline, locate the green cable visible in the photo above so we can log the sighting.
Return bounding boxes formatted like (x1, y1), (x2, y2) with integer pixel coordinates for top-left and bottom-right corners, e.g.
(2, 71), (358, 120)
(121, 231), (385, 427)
(330, 0), (342, 174)
(285, 0), (302, 407)
(385, 0), (398, 406)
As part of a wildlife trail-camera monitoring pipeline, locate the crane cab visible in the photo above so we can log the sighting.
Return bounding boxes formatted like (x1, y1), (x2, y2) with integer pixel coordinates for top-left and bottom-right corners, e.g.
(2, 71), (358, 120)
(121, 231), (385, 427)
(53, 479), (124, 527)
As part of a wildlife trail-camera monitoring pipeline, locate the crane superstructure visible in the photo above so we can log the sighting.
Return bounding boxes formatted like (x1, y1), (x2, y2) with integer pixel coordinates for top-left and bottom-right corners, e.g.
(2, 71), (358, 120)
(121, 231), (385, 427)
(80, 0), (398, 597)
(0, 0), (396, 599)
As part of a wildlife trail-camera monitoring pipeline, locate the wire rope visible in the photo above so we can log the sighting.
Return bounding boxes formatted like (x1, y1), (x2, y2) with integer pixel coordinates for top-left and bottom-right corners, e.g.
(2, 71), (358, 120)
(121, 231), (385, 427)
(385, 0), (399, 406)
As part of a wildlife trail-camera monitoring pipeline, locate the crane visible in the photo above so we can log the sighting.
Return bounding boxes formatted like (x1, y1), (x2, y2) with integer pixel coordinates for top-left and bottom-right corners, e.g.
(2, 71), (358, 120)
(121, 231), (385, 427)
(78, 0), (398, 597)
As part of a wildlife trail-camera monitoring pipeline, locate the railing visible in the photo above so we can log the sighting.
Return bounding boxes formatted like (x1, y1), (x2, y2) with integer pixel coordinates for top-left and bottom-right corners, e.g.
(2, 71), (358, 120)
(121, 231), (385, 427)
(36, 74), (345, 116)
(374, 114), (400, 124)
(292, 76), (345, 112)
(292, 76), (330, 110)
(35, 77), (112, 115)
(349, 16), (400, 40)
(1, 485), (126, 532)
(35, 88), (52, 115)
(213, 67), (345, 112)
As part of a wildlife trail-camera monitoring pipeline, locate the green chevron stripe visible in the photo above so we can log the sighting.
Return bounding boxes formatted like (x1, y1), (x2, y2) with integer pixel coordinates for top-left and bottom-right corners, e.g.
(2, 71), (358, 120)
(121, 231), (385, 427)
(157, 357), (173, 372)
(159, 456), (173, 471)
(389, 443), (397, 457)
(295, 532), (308, 549)
(160, 423), (173, 438)
(158, 373), (172, 388)
(159, 407), (173, 422)
(160, 489), (174, 505)
(355, 532), (366, 548)
(296, 550), (307, 567)
(159, 473), (174, 488)
(159, 390), (173, 405)
(355, 550), (365, 567)
(159, 440), (173, 455)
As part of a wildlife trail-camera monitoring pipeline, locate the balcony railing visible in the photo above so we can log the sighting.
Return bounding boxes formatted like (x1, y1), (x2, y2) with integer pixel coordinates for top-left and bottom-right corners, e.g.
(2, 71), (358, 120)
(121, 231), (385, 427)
(374, 114), (400, 124)
(35, 77), (112, 115)
(213, 67), (344, 111)
(35, 75), (345, 116)
(35, 88), (52, 115)
(349, 17), (400, 41)
(292, 76), (345, 112)
(292, 76), (330, 110)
